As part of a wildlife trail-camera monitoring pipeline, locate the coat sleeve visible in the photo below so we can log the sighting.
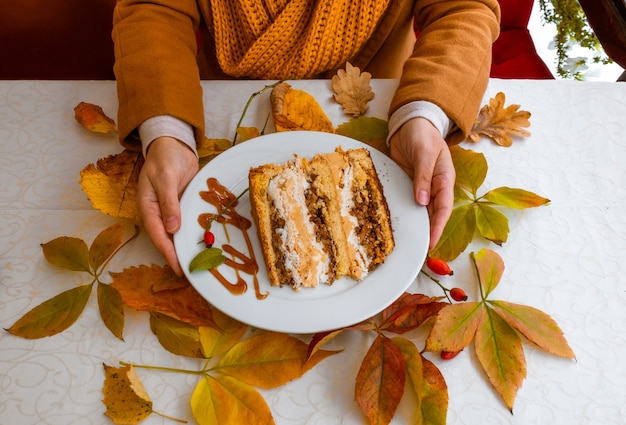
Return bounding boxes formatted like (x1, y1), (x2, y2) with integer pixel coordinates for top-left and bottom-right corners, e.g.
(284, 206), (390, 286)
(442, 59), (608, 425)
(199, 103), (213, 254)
(112, 0), (205, 151)
(390, 0), (500, 143)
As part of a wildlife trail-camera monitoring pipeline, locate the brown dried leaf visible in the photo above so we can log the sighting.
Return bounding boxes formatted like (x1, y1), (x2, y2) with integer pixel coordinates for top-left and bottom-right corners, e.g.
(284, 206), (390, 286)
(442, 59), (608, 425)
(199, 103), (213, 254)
(74, 102), (116, 134)
(270, 82), (335, 133)
(331, 62), (374, 117)
(79, 149), (143, 221)
(467, 92), (531, 147)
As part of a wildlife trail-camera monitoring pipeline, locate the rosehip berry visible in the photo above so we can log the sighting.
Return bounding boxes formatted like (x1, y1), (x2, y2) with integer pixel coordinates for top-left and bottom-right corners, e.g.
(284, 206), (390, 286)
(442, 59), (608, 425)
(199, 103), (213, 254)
(426, 257), (453, 276)
(441, 350), (462, 360)
(203, 231), (215, 248)
(450, 287), (468, 302)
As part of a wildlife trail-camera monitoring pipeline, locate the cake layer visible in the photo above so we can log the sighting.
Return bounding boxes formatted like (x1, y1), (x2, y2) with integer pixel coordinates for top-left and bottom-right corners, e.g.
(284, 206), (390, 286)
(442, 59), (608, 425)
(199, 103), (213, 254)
(249, 147), (394, 289)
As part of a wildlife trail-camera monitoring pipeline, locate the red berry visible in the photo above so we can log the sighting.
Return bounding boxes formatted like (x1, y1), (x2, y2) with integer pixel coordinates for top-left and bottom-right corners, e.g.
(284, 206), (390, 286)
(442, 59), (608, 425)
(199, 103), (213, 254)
(203, 231), (215, 248)
(441, 350), (462, 360)
(426, 257), (453, 276)
(450, 287), (468, 302)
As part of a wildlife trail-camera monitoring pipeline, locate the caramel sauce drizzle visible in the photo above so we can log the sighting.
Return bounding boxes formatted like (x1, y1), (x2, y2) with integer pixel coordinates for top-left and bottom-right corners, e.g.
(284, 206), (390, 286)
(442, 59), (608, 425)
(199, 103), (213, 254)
(198, 177), (268, 300)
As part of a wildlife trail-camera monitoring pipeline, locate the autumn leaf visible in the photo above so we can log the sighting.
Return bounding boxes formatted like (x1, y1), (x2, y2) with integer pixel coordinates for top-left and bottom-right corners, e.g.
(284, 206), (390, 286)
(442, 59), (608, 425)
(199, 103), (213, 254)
(475, 203), (509, 246)
(197, 137), (232, 158)
(80, 149), (143, 221)
(235, 127), (261, 143)
(110, 264), (215, 327)
(488, 301), (576, 359)
(336, 116), (389, 155)
(428, 203), (475, 262)
(306, 320), (375, 359)
(191, 375), (274, 425)
(89, 222), (126, 273)
(150, 312), (204, 358)
(4, 284), (93, 339)
(74, 101), (116, 134)
(450, 145), (487, 196)
(331, 61), (375, 117)
(199, 308), (248, 359)
(41, 236), (91, 272)
(472, 248), (505, 297)
(102, 363), (153, 424)
(379, 292), (447, 334)
(214, 332), (340, 389)
(98, 282), (125, 341)
(474, 306), (526, 412)
(481, 187), (550, 209)
(270, 82), (335, 133)
(467, 92), (531, 146)
(355, 334), (405, 425)
(425, 302), (485, 353)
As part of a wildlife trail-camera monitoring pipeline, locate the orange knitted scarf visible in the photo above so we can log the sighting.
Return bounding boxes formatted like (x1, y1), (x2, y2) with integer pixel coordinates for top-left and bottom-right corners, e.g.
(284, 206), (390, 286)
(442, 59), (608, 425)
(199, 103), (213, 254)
(208, 0), (391, 79)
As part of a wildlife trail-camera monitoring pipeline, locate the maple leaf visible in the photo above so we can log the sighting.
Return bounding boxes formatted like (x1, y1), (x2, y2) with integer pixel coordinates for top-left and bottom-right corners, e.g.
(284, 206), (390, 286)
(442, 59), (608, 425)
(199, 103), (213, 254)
(336, 115), (389, 155)
(467, 92), (531, 147)
(331, 61), (375, 117)
(355, 334), (406, 425)
(102, 363), (153, 424)
(110, 264), (216, 327)
(74, 101), (117, 134)
(270, 82), (335, 133)
(430, 146), (549, 261)
(80, 149), (143, 221)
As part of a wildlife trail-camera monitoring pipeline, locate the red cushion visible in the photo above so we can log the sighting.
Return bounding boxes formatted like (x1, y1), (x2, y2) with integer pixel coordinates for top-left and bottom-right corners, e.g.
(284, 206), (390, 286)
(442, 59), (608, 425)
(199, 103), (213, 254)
(498, 0), (533, 29)
(491, 28), (554, 79)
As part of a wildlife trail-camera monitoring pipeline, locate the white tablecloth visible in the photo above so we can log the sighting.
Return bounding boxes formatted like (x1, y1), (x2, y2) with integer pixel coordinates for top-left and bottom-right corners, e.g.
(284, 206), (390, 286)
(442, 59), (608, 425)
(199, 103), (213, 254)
(1, 79), (625, 424)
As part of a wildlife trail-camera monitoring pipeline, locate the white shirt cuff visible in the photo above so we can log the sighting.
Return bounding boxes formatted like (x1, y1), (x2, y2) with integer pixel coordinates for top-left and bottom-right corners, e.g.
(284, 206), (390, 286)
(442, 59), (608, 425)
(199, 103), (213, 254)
(138, 115), (198, 158)
(387, 101), (453, 146)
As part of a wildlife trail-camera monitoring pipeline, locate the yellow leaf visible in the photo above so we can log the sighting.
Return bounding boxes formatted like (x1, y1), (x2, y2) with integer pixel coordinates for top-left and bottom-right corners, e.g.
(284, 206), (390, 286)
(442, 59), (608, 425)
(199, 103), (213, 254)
(199, 308), (248, 359)
(467, 92), (531, 147)
(215, 331), (340, 389)
(235, 127), (261, 143)
(475, 203), (509, 246)
(191, 375), (275, 425)
(482, 187), (550, 209)
(474, 307), (526, 412)
(331, 61), (375, 117)
(197, 137), (232, 158)
(472, 248), (506, 297)
(80, 149), (143, 221)
(102, 364), (153, 424)
(74, 101), (116, 134)
(150, 312), (204, 358)
(270, 82), (335, 133)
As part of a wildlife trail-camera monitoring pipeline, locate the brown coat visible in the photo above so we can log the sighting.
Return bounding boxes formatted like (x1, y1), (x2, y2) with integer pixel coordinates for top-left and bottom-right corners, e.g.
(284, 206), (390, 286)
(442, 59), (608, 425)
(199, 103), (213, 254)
(113, 0), (500, 149)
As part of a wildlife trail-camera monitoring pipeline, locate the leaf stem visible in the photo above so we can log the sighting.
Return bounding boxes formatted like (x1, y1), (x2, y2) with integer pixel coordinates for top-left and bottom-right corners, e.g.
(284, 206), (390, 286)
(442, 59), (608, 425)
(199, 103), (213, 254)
(233, 80), (285, 144)
(469, 252), (486, 302)
(119, 361), (208, 376)
(419, 269), (452, 303)
(152, 409), (188, 423)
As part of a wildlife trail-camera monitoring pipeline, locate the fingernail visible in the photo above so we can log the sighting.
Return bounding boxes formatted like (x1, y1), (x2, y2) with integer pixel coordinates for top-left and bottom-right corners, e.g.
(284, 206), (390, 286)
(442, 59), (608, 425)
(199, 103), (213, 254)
(417, 190), (430, 205)
(165, 216), (178, 233)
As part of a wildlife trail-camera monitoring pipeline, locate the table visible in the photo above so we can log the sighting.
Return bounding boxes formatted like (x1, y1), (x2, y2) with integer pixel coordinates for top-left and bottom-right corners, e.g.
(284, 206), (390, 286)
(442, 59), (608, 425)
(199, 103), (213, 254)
(1, 79), (625, 425)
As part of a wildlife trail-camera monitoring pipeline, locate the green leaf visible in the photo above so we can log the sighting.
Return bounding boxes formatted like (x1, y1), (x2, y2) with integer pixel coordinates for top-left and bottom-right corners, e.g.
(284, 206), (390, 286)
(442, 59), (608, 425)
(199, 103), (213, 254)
(429, 203), (476, 261)
(336, 116), (389, 154)
(150, 312), (204, 358)
(392, 337), (424, 415)
(475, 203), (509, 245)
(89, 222), (126, 273)
(482, 186), (550, 209)
(5, 284), (93, 338)
(41, 236), (91, 273)
(454, 185), (472, 202)
(474, 306), (526, 412)
(450, 145), (488, 196)
(425, 302), (485, 353)
(472, 248), (505, 298)
(489, 300), (576, 359)
(189, 247), (226, 273)
(97, 282), (124, 341)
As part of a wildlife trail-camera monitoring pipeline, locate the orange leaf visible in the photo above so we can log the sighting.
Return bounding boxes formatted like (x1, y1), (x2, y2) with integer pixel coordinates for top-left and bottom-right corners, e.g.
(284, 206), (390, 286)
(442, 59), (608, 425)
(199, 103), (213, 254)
(270, 82), (335, 133)
(472, 248), (505, 298)
(80, 149), (143, 221)
(74, 101), (116, 134)
(474, 306), (526, 412)
(102, 363), (153, 424)
(380, 292), (447, 334)
(199, 308), (248, 359)
(482, 186), (550, 209)
(489, 300), (576, 359)
(467, 92), (531, 147)
(191, 375), (275, 425)
(110, 264), (215, 327)
(355, 334), (405, 425)
(306, 319), (375, 359)
(425, 302), (485, 353)
(215, 331), (340, 389)
(331, 61), (375, 117)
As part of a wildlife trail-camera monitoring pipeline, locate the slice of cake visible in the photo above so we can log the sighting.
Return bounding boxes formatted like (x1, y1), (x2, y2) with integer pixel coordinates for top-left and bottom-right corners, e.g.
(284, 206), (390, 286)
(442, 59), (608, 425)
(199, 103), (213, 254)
(248, 147), (394, 290)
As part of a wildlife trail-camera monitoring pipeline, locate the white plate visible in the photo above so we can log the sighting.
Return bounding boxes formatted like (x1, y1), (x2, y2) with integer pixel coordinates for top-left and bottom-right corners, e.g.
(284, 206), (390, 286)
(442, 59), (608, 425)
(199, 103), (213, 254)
(174, 131), (429, 334)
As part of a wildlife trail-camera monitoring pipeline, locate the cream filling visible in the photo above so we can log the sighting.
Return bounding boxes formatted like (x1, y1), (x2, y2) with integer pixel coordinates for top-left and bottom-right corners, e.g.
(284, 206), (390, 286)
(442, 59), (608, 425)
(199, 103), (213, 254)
(339, 164), (371, 279)
(267, 161), (330, 287)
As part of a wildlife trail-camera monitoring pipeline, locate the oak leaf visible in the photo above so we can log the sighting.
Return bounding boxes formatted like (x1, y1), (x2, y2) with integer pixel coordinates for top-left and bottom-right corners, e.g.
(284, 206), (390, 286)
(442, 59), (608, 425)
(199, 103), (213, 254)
(331, 62), (374, 117)
(110, 264), (215, 327)
(354, 334), (405, 425)
(467, 92), (531, 147)
(74, 101), (116, 134)
(102, 363), (153, 424)
(80, 149), (143, 221)
(270, 82), (335, 133)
